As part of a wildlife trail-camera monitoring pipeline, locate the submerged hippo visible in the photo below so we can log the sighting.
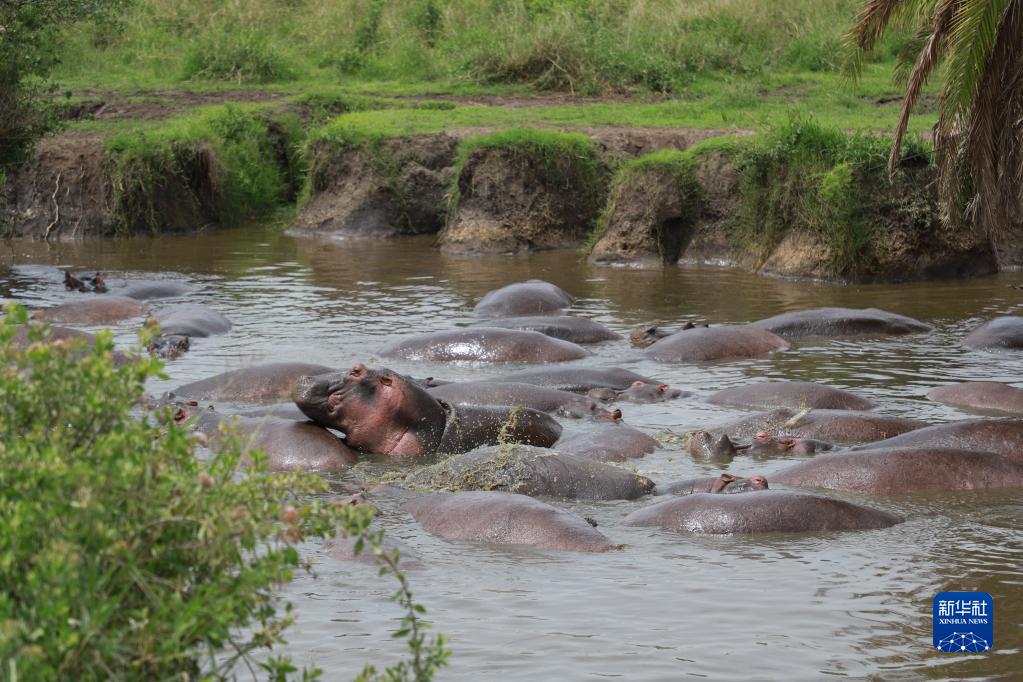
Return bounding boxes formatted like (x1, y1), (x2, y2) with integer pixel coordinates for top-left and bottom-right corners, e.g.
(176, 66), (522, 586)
(751, 307), (931, 338)
(685, 431), (745, 461)
(473, 280), (574, 317)
(643, 325), (789, 363)
(120, 280), (193, 300)
(377, 328), (590, 363)
(555, 422), (660, 462)
(184, 407), (356, 472)
(404, 444), (655, 500)
(428, 381), (603, 418)
(150, 303), (232, 337)
(622, 490), (902, 533)
(470, 315), (620, 343)
(656, 473), (769, 496)
(9, 323), (96, 349)
(175, 362), (334, 401)
(325, 530), (421, 570)
(33, 295), (145, 325)
(489, 366), (658, 393)
(589, 381), (687, 404)
(293, 364), (562, 459)
(148, 334), (190, 360)
(772, 447), (1023, 493)
(927, 382), (1023, 416)
(708, 381), (875, 411)
(747, 432), (833, 457)
(629, 322), (706, 348)
(405, 491), (614, 552)
(709, 408), (926, 445)
(851, 419), (1023, 461)
(963, 316), (1023, 351)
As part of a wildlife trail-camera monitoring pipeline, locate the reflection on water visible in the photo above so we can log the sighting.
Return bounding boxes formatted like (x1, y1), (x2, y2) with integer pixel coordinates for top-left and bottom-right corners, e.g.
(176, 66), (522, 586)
(2, 227), (1022, 681)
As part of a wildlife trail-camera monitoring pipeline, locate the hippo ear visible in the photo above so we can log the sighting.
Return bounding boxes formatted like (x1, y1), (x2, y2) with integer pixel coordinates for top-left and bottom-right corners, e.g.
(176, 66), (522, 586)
(378, 374), (393, 386)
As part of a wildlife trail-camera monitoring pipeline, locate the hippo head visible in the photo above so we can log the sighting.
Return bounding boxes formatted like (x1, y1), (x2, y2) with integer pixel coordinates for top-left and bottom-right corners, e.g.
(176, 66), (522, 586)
(748, 475), (769, 490)
(292, 364), (446, 457)
(629, 324), (670, 348)
(586, 387), (618, 403)
(687, 431), (741, 459)
(619, 381), (683, 403)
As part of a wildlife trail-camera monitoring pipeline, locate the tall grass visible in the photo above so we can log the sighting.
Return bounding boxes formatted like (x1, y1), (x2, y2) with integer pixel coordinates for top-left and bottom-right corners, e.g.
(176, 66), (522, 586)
(55, 0), (908, 91)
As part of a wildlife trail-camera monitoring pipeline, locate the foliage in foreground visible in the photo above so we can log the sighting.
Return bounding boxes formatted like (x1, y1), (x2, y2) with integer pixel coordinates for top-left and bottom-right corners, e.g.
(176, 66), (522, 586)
(0, 305), (448, 680)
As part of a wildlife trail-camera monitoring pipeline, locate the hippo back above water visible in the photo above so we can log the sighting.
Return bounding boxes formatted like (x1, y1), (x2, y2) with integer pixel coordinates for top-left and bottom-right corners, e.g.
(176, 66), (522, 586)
(377, 328), (590, 363)
(751, 307), (931, 338)
(963, 316), (1023, 351)
(642, 325), (789, 363)
(473, 280), (574, 317)
(469, 315), (620, 343)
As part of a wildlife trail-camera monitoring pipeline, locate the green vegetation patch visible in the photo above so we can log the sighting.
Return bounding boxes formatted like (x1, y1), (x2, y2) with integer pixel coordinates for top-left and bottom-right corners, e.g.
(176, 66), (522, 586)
(731, 117), (932, 270)
(0, 306), (448, 680)
(104, 104), (304, 234)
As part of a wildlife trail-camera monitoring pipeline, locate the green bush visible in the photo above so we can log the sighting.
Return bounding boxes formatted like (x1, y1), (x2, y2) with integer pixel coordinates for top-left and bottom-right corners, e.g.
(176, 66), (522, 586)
(0, 305), (448, 680)
(181, 27), (295, 83)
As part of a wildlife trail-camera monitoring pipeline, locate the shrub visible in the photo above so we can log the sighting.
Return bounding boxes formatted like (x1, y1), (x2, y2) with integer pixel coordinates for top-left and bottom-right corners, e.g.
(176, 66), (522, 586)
(181, 27), (294, 83)
(0, 305), (448, 680)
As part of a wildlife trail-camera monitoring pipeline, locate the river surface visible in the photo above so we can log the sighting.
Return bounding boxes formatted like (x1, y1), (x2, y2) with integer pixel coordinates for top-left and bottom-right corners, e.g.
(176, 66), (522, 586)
(2, 227), (1022, 681)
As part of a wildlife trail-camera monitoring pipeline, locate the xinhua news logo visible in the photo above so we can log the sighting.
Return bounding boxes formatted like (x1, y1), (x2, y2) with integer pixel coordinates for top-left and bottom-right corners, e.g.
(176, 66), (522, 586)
(933, 592), (994, 653)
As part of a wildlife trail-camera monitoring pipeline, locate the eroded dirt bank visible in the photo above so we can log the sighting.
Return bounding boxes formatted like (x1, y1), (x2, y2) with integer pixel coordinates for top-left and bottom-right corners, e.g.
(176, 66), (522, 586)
(0, 91), (1010, 282)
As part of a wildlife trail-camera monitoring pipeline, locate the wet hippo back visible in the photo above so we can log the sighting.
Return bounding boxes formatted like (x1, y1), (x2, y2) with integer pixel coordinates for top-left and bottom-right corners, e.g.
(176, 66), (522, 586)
(773, 447), (1023, 493)
(489, 366), (658, 393)
(752, 307), (931, 338)
(32, 296), (145, 325)
(404, 444), (654, 500)
(151, 303), (232, 337)
(963, 316), (1023, 350)
(555, 423), (659, 462)
(378, 328), (590, 363)
(927, 382), (1023, 416)
(438, 403), (562, 452)
(473, 280), (574, 317)
(428, 381), (596, 415)
(176, 362), (334, 401)
(643, 325), (788, 362)
(708, 381), (875, 411)
(622, 490), (903, 533)
(405, 491), (614, 552)
(470, 315), (620, 343)
(710, 408), (926, 444)
(852, 419), (1023, 461)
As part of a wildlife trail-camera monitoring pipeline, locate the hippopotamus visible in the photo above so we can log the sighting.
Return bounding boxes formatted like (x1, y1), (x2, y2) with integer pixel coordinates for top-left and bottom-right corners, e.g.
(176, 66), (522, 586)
(32, 296), (145, 325)
(927, 382), (1023, 416)
(405, 491), (614, 552)
(473, 280), (574, 317)
(707, 381), (875, 411)
(709, 408), (927, 445)
(404, 444), (655, 500)
(747, 432), (833, 457)
(629, 322), (705, 347)
(850, 419), (1023, 461)
(656, 473), (769, 496)
(120, 280), (193, 300)
(963, 316), (1023, 350)
(642, 325), (789, 362)
(174, 362), (334, 401)
(428, 381), (604, 418)
(377, 328), (591, 363)
(589, 381), (687, 404)
(148, 334), (190, 360)
(554, 422), (660, 462)
(489, 366), (658, 393)
(622, 490), (902, 533)
(183, 407), (356, 472)
(9, 323), (96, 349)
(470, 315), (620, 343)
(149, 303), (232, 337)
(684, 431), (745, 461)
(772, 447), (1023, 493)
(292, 364), (562, 459)
(751, 307), (932, 338)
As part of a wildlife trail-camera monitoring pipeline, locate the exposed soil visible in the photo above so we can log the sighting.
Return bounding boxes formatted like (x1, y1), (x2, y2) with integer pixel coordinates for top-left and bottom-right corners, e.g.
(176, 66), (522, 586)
(63, 89), (288, 122)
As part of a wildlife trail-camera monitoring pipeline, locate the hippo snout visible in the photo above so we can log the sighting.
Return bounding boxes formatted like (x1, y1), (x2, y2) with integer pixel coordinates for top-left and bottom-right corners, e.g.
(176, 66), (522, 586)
(292, 372), (343, 423)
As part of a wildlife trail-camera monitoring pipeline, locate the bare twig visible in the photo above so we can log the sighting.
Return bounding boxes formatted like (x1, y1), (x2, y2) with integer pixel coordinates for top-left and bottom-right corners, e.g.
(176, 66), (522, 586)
(42, 172), (61, 241)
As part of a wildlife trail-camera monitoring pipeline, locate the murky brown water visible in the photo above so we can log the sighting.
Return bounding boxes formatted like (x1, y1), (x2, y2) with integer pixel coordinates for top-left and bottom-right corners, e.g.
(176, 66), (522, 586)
(2, 227), (1022, 681)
